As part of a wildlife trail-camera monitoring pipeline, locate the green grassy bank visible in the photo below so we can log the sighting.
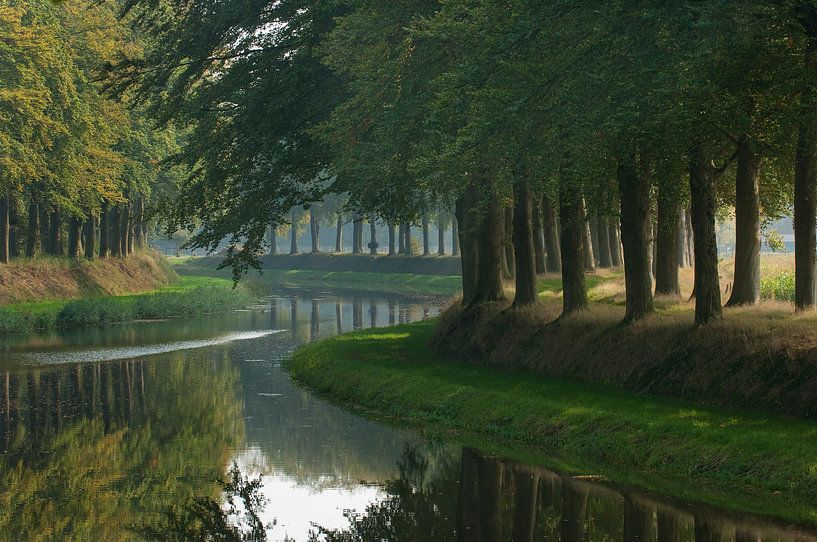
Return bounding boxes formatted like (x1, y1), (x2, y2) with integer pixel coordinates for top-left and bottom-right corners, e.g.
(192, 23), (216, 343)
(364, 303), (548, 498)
(0, 275), (252, 335)
(287, 320), (817, 525)
(173, 258), (462, 297)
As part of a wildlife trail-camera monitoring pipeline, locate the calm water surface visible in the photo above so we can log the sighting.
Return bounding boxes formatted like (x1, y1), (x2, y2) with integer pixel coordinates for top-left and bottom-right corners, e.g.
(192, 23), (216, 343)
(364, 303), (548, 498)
(0, 287), (814, 541)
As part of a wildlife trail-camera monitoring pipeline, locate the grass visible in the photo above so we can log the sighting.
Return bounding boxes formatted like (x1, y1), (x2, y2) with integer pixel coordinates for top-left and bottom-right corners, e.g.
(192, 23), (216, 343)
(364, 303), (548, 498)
(175, 263), (462, 297)
(0, 276), (252, 335)
(287, 319), (817, 525)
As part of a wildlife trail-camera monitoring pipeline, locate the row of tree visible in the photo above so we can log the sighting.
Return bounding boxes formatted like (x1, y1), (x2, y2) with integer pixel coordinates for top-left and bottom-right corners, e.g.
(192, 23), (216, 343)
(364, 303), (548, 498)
(118, 1), (817, 324)
(1, 1), (183, 263)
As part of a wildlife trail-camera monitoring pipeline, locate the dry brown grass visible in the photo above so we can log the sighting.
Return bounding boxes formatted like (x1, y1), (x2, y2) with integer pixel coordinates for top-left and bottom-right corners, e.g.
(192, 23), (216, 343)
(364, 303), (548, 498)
(0, 251), (177, 305)
(433, 254), (817, 417)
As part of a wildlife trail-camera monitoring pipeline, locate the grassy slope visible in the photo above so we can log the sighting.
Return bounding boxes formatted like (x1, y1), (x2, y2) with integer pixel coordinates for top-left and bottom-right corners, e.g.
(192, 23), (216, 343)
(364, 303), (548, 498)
(287, 320), (817, 525)
(173, 259), (462, 297)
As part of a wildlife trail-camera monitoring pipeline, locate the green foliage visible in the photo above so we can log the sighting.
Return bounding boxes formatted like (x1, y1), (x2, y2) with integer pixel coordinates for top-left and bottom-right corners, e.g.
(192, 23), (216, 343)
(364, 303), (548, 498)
(761, 272), (795, 302)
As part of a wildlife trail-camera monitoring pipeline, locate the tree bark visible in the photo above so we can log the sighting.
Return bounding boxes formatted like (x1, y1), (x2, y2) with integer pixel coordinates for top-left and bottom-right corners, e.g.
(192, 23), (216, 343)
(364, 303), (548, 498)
(532, 201), (546, 274)
(422, 209), (431, 256)
(83, 216), (96, 261)
(502, 205), (515, 280)
(677, 206), (688, 267)
(405, 224), (413, 255)
(352, 217), (363, 254)
(512, 181), (538, 307)
(609, 220), (622, 267)
(39, 207), (50, 256)
(99, 203), (109, 258)
(309, 207), (320, 254)
(559, 182), (588, 315)
(269, 226), (277, 255)
(388, 223), (396, 255)
(596, 217), (613, 268)
(655, 180), (681, 297)
(795, 110), (817, 309)
(369, 221), (378, 255)
(437, 216), (446, 256)
(689, 144), (723, 324)
(334, 215), (343, 253)
(49, 210), (63, 256)
(458, 188), (480, 305)
(290, 209), (300, 255)
(398, 224), (405, 254)
(618, 154), (655, 321)
(8, 200), (18, 259)
(590, 215), (601, 267)
(542, 195), (561, 273)
(68, 217), (82, 258)
(110, 206), (121, 257)
(119, 205), (130, 257)
(452, 216), (460, 256)
(581, 199), (596, 272)
(728, 136), (762, 306)
(474, 194), (506, 303)
(0, 196), (8, 264)
(26, 199), (39, 258)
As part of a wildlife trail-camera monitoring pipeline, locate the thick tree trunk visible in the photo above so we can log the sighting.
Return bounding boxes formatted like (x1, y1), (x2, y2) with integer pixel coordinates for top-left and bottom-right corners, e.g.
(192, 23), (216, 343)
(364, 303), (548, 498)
(398, 224), (405, 254)
(512, 182), (538, 307)
(388, 223), (397, 255)
(542, 196), (561, 273)
(685, 207), (694, 267)
(581, 200), (596, 272)
(452, 216), (460, 256)
(728, 136), (762, 306)
(369, 221), (378, 255)
(39, 208), (50, 256)
(405, 225), (413, 255)
(0, 196), (8, 264)
(335, 215), (343, 253)
(474, 195), (506, 303)
(120, 205), (129, 257)
(8, 200), (18, 259)
(83, 216), (96, 261)
(502, 205), (515, 280)
(689, 144), (723, 324)
(795, 114), (817, 309)
(609, 220), (622, 267)
(422, 209), (431, 256)
(110, 206), (121, 257)
(310, 207), (320, 254)
(128, 221), (135, 254)
(99, 203), (109, 258)
(352, 218), (362, 254)
(559, 182), (588, 315)
(134, 198), (146, 249)
(590, 216), (601, 267)
(68, 217), (82, 258)
(618, 154), (655, 321)
(49, 211), (63, 256)
(26, 199), (39, 258)
(655, 181), (681, 297)
(458, 188), (480, 305)
(290, 209), (300, 255)
(437, 216), (446, 256)
(532, 201), (546, 274)
(677, 206), (689, 267)
(269, 227), (277, 255)
(596, 217), (613, 268)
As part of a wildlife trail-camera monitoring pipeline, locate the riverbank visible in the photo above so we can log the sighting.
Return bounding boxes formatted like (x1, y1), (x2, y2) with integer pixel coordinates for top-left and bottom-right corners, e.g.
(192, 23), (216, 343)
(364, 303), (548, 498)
(0, 254), (253, 335)
(174, 258), (462, 297)
(287, 320), (817, 524)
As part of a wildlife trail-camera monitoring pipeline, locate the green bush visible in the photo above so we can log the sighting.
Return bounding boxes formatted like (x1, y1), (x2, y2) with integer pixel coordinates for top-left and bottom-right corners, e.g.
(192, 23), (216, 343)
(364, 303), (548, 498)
(133, 286), (252, 320)
(57, 299), (133, 329)
(760, 272), (795, 302)
(0, 309), (35, 335)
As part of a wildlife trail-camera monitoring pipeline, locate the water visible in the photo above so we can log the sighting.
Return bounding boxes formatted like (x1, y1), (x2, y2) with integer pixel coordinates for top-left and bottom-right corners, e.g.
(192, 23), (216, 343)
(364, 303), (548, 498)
(0, 287), (814, 541)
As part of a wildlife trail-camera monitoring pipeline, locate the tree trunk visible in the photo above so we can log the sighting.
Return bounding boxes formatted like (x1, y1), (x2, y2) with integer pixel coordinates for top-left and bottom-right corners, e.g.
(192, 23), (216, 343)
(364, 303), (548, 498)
(437, 216), (446, 256)
(0, 196), (8, 264)
(290, 209), (300, 255)
(590, 216), (601, 267)
(398, 224), (405, 254)
(120, 205), (129, 257)
(388, 223), (397, 255)
(559, 182), (588, 315)
(334, 215), (343, 253)
(596, 217), (613, 268)
(655, 180), (681, 297)
(458, 187), (480, 305)
(99, 203), (109, 258)
(532, 201), (546, 274)
(581, 199), (596, 272)
(369, 221), (378, 255)
(618, 154), (655, 321)
(110, 206), (121, 257)
(689, 144), (723, 324)
(452, 216), (460, 256)
(352, 217), (363, 254)
(677, 206), (689, 267)
(49, 210), (63, 256)
(128, 220), (135, 255)
(405, 225), (413, 255)
(39, 207), (50, 256)
(26, 199), (39, 258)
(728, 136), (762, 306)
(609, 220), (622, 267)
(502, 205), (515, 280)
(512, 181), (538, 307)
(83, 216), (96, 261)
(8, 200), (18, 259)
(422, 209), (431, 256)
(542, 195), (561, 273)
(269, 226), (277, 255)
(68, 217), (82, 258)
(474, 195), (506, 303)
(310, 207), (320, 253)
